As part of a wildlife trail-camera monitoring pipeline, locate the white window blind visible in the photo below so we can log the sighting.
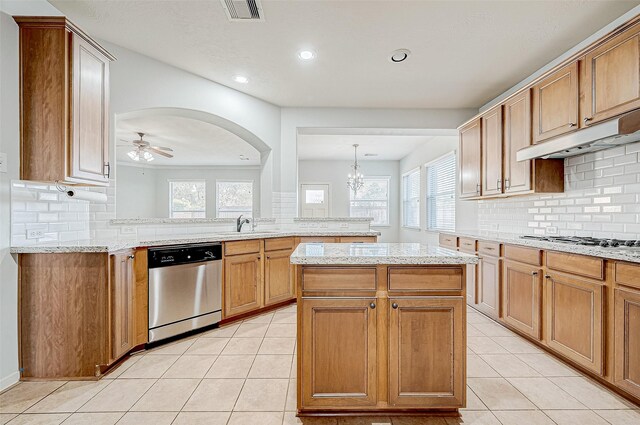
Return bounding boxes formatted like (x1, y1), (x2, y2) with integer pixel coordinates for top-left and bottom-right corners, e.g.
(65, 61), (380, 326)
(216, 181), (253, 218)
(349, 177), (389, 226)
(426, 153), (456, 231)
(169, 181), (206, 218)
(402, 168), (420, 228)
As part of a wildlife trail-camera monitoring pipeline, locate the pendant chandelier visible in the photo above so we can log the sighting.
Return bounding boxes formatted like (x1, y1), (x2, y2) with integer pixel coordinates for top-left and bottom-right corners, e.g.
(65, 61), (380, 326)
(347, 144), (364, 196)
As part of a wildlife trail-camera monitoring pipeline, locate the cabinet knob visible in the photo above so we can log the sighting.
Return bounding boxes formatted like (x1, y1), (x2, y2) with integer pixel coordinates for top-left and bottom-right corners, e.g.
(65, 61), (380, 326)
(504, 178), (510, 190)
(392, 302), (398, 309)
(531, 271), (538, 276)
(568, 122), (576, 127)
(369, 302), (376, 309)
(128, 255), (134, 259)
(545, 274), (551, 279)
(583, 117), (593, 124)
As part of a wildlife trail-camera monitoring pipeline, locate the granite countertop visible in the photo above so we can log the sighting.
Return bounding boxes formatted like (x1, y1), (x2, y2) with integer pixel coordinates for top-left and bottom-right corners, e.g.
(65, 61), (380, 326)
(110, 218), (277, 225)
(290, 243), (478, 265)
(10, 230), (381, 254)
(441, 230), (640, 264)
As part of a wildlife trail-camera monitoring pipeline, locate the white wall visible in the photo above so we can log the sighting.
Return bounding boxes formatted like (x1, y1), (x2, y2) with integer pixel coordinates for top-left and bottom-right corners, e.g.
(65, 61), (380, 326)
(398, 136), (479, 244)
(0, 11), (22, 391)
(115, 165), (158, 218)
(298, 160), (400, 242)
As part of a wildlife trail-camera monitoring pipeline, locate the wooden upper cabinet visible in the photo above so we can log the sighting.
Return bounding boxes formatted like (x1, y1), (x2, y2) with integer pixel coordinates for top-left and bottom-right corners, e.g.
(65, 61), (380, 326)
(388, 297), (465, 408)
(614, 287), (640, 399)
(16, 17), (114, 186)
(582, 22), (640, 126)
(481, 106), (504, 197)
(224, 253), (262, 318)
(532, 62), (579, 143)
(300, 298), (377, 408)
(459, 118), (482, 199)
(110, 251), (135, 362)
(503, 91), (532, 194)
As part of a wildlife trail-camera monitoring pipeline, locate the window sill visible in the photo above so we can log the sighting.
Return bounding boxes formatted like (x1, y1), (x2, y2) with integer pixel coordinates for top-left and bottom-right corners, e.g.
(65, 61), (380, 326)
(371, 225), (391, 228)
(401, 226), (421, 231)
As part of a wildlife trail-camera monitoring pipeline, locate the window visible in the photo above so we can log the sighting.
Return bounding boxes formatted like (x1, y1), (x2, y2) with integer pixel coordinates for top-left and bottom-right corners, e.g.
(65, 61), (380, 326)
(169, 181), (206, 218)
(426, 152), (456, 231)
(349, 177), (389, 226)
(402, 168), (420, 228)
(305, 190), (325, 204)
(216, 181), (253, 218)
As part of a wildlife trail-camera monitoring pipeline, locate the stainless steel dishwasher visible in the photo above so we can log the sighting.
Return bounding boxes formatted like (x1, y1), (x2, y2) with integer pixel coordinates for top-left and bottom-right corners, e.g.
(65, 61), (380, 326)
(148, 243), (222, 343)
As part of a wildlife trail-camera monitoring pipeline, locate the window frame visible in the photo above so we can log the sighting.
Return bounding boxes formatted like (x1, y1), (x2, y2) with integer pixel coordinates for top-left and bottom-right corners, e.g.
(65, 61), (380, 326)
(425, 151), (457, 232)
(348, 175), (391, 227)
(401, 167), (421, 230)
(215, 179), (255, 218)
(168, 179), (207, 219)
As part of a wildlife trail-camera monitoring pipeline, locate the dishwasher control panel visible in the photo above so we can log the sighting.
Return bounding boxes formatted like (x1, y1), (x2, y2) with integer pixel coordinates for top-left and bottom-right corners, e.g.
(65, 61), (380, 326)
(148, 243), (222, 268)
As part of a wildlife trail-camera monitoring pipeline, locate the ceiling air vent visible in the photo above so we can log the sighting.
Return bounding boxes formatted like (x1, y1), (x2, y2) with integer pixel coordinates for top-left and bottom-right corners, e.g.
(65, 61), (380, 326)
(221, 0), (264, 21)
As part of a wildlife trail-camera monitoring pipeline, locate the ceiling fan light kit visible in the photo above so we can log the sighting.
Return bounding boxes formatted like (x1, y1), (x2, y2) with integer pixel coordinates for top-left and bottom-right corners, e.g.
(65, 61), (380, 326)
(121, 132), (174, 162)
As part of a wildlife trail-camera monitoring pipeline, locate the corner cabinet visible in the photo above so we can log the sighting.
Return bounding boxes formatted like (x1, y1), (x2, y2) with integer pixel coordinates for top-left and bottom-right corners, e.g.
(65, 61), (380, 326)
(16, 17), (114, 186)
(459, 118), (482, 199)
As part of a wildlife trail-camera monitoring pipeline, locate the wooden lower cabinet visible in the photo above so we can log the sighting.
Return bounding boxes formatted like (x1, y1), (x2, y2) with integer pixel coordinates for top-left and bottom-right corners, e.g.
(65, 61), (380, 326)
(614, 287), (640, 399)
(224, 253), (262, 317)
(502, 260), (543, 340)
(544, 273), (604, 375)
(477, 255), (501, 319)
(109, 250), (135, 361)
(300, 298), (378, 408)
(388, 297), (465, 408)
(264, 249), (294, 305)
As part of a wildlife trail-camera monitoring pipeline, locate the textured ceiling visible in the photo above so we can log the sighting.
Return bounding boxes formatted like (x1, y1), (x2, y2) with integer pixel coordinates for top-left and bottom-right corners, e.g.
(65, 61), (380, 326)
(116, 115), (260, 166)
(50, 0), (639, 108)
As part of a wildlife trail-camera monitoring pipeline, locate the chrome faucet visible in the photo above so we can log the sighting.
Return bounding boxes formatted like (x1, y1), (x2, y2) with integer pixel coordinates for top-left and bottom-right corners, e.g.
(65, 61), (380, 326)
(236, 214), (250, 232)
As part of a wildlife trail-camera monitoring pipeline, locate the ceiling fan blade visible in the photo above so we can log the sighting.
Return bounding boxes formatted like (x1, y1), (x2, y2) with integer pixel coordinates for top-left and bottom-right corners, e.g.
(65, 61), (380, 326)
(151, 146), (173, 152)
(148, 147), (173, 158)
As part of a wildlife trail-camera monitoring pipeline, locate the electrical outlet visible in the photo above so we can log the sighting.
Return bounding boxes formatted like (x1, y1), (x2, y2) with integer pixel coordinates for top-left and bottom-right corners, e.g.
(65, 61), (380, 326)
(546, 226), (558, 235)
(320, 223), (329, 228)
(121, 226), (136, 235)
(0, 152), (7, 173)
(339, 223), (349, 229)
(27, 229), (44, 239)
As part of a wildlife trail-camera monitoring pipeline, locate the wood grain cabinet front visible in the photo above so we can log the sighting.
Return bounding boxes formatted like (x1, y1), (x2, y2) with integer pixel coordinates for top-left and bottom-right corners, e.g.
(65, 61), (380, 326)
(109, 251), (135, 362)
(224, 253), (263, 318)
(459, 118), (482, 199)
(544, 273), (605, 376)
(481, 106), (504, 197)
(502, 260), (543, 340)
(614, 287), (640, 399)
(300, 298), (377, 409)
(264, 249), (294, 306)
(388, 297), (465, 408)
(503, 91), (532, 194)
(477, 254), (501, 320)
(16, 17), (114, 186)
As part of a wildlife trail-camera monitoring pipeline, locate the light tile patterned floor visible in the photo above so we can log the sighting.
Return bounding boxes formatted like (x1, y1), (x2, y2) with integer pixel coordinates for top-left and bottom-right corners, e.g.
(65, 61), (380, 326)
(1, 304), (639, 425)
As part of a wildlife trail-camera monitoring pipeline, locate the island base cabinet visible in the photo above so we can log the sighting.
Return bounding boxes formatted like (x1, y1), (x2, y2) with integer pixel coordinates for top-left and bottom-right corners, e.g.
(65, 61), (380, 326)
(502, 261), (542, 340)
(388, 297), (465, 408)
(300, 298), (377, 408)
(614, 287), (640, 399)
(544, 273), (604, 376)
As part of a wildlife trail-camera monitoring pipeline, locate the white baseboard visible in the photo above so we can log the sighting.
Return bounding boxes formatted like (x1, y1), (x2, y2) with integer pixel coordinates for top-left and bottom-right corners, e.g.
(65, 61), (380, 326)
(0, 371), (20, 392)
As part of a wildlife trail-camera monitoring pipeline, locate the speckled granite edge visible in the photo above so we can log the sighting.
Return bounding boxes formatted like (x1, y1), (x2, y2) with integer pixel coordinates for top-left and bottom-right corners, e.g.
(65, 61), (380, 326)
(110, 218), (236, 225)
(293, 217), (373, 222)
(440, 231), (640, 264)
(10, 231), (382, 254)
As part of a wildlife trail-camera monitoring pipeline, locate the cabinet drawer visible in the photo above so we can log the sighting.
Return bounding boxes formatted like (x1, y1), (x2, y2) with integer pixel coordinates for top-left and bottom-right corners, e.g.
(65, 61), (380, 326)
(264, 237), (294, 252)
(546, 251), (604, 280)
(439, 234), (457, 248)
(478, 241), (501, 257)
(299, 236), (339, 244)
(340, 236), (377, 243)
(224, 239), (261, 256)
(388, 267), (463, 293)
(302, 267), (377, 292)
(615, 262), (640, 290)
(504, 245), (542, 266)
(458, 237), (477, 253)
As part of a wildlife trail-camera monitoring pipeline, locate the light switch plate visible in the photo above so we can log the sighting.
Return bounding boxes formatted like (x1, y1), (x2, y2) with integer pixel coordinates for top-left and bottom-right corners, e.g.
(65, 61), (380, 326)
(0, 152), (7, 173)
(121, 226), (136, 235)
(546, 226), (558, 235)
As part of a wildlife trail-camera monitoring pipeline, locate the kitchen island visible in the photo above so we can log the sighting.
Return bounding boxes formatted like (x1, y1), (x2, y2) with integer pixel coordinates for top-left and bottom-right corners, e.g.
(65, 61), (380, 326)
(290, 243), (478, 417)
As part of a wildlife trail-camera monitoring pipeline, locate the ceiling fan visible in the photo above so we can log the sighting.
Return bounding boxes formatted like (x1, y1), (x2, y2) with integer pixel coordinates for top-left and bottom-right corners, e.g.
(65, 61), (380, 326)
(118, 132), (174, 162)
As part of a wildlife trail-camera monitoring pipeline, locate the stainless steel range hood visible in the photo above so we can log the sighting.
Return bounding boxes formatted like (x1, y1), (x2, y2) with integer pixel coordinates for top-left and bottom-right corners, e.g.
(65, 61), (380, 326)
(517, 110), (640, 161)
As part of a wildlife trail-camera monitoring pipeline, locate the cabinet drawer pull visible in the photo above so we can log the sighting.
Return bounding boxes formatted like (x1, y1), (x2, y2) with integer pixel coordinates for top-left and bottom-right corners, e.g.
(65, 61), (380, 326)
(128, 255), (134, 259)
(531, 271), (538, 276)
(476, 183), (480, 194)
(392, 302), (398, 309)
(583, 117), (593, 124)
(369, 302), (376, 309)
(545, 274), (551, 279)
(505, 178), (510, 190)
(568, 122), (576, 127)
(497, 179), (502, 190)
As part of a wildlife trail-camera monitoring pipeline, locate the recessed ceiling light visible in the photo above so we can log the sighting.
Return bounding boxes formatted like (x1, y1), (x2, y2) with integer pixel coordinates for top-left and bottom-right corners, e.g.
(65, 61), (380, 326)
(389, 49), (411, 63)
(233, 75), (249, 84)
(298, 50), (316, 60)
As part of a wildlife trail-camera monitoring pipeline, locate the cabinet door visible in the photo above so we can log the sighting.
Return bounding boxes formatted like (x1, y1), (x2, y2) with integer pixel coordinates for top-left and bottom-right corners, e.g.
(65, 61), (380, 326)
(300, 298), (377, 408)
(264, 249), (294, 306)
(224, 253), (262, 318)
(69, 34), (110, 184)
(477, 255), (501, 319)
(110, 252), (135, 362)
(502, 260), (542, 340)
(545, 273), (604, 375)
(481, 106), (503, 197)
(388, 297), (465, 408)
(459, 118), (482, 199)
(582, 23), (640, 125)
(614, 288), (640, 399)
(504, 90), (532, 194)
(532, 62), (579, 143)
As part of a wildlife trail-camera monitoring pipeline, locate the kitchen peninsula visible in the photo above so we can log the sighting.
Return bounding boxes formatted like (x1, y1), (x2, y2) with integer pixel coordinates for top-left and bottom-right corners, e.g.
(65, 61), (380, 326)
(291, 243), (477, 416)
